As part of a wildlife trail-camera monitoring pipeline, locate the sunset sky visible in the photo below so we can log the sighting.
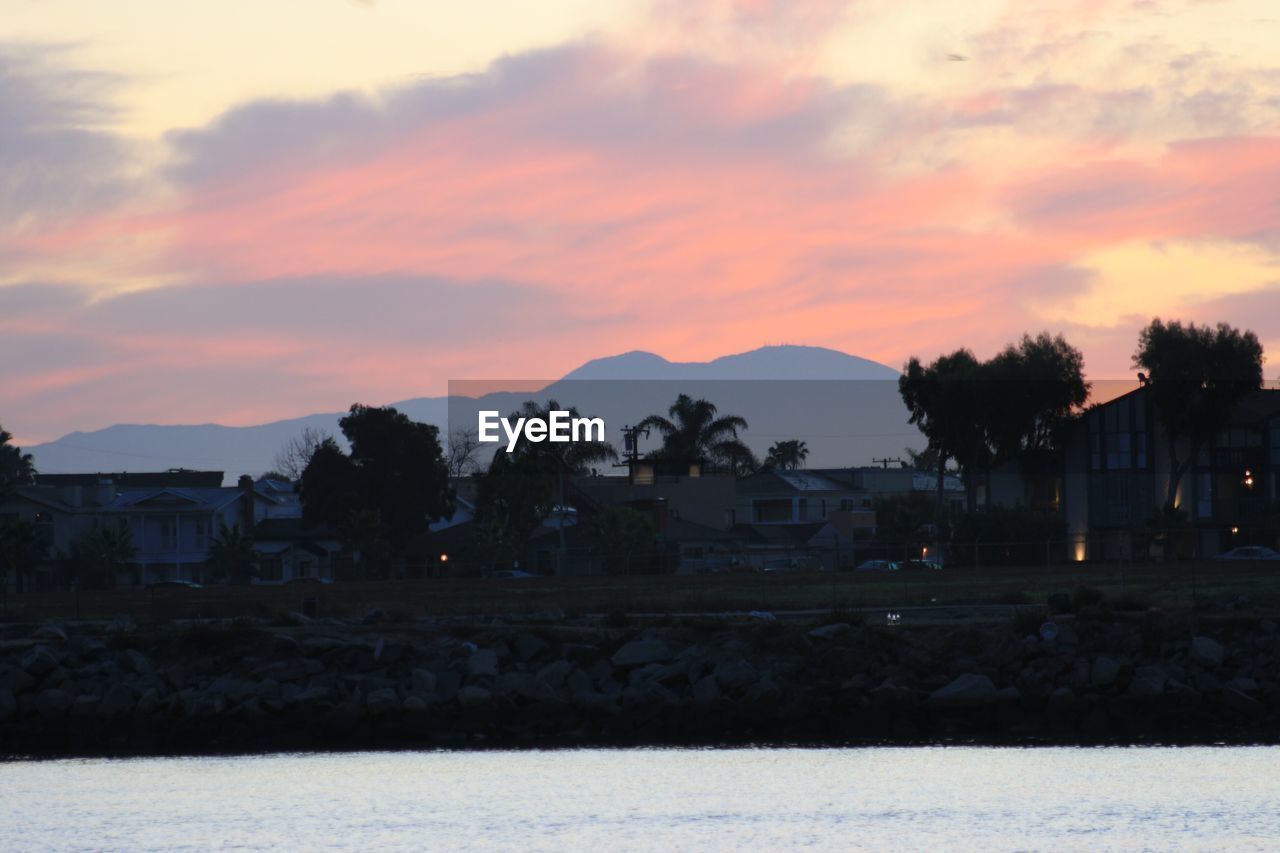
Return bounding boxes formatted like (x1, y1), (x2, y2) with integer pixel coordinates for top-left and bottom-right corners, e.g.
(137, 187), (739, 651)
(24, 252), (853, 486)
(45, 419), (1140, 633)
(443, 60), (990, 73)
(3, 0), (1278, 444)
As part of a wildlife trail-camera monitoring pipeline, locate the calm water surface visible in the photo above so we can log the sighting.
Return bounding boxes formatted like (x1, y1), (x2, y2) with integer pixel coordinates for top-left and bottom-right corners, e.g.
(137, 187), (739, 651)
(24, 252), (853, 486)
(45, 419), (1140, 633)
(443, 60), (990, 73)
(2, 747), (1278, 851)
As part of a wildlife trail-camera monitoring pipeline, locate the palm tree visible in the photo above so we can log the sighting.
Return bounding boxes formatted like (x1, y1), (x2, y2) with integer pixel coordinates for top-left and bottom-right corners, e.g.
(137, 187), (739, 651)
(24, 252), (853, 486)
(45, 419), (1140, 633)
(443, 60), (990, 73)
(0, 519), (45, 594)
(206, 523), (257, 584)
(75, 524), (137, 589)
(764, 440), (809, 471)
(0, 425), (36, 502)
(637, 394), (755, 474)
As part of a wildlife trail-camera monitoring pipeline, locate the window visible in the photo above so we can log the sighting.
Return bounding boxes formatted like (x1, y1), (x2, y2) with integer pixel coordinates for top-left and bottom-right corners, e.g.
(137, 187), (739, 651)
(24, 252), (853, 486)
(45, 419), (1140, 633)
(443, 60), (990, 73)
(160, 520), (177, 550)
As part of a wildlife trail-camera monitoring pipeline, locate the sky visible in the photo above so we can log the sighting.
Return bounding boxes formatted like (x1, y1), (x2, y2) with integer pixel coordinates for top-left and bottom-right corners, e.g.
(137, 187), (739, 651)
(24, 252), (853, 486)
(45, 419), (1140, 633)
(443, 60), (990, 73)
(2, 0), (1279, 444)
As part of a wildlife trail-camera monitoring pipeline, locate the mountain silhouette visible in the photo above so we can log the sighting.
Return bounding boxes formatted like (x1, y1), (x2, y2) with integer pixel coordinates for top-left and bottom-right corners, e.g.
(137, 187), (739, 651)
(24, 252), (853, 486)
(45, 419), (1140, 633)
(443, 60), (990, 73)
(27, 346), (907, 480)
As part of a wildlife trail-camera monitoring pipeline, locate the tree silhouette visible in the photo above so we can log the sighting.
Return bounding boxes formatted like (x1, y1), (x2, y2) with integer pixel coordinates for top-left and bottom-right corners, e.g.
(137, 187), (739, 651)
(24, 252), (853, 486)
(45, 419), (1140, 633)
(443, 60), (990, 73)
(206, 523), (257, 584)
(73, 524), (137, 589)
(637, 394), (754, 473)
(475, 400), (616, 572)
(899, 349), (989, 519)
(764, 439), (809, 471)
(300, 405), (453, 577)
(1133, 318), (1263, 508)
(0, 519), (44, 593)
(0, 425), (35, 502)
(272, 426), (333, 482)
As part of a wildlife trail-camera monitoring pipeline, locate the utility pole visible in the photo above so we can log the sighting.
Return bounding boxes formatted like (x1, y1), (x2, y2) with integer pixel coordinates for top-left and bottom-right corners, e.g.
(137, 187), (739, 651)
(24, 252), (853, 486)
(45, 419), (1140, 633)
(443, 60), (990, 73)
(872, 457), (904, 469)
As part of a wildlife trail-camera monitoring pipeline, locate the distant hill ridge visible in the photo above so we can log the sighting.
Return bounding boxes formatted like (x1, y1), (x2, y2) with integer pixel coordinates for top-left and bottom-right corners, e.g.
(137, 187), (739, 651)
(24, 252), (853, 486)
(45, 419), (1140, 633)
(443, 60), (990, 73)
(27, 345), (903, 479)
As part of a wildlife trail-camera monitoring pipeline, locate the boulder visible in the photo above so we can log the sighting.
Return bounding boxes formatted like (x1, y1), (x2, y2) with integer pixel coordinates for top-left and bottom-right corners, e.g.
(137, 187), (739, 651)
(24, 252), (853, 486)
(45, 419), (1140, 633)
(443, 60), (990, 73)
(366, 687), (400, 715)
(403, 695), (429, 712)
(611, 640), (677, 667)
(135, 688), (161, 715)
(273, 634), (301, 655)
(1129, 666), (1166, 698)
(412, 669), (438, 696)
(929, 673), (998, 707)
(713, 660), (757, 691)
(21, 645), (60, 676)
(692, 675), (721, 703)
(1090, 656), (1121, 688)
(97, 683), (136, 718)
(536, 660), (572, 690)
(806, 623), (851, 641)
(467, 649), (499, 678)
(1190, 636), (1226, 668)
(34, 624), (67, 642)
(35, 688), (72, 716)
(435, 670), (462, 702)
(458, 685), (492, 706)
(120, 649), (153, 676)
(302, 636), (345, 654)
(515, 633), (550, 662)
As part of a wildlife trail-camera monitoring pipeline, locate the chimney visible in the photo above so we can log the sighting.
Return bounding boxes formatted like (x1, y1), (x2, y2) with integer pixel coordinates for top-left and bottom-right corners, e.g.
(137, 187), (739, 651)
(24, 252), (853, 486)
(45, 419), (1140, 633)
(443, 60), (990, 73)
(237, 474), (256, 531)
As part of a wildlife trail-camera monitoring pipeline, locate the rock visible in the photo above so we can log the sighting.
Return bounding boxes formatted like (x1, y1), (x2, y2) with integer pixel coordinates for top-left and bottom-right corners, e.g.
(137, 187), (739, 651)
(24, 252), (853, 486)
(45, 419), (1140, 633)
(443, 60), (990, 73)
(302, 636), (345, 654)
(692, 675), (720, 702)
(515, 633), (549, 662)
(36, 689), (72, 716)
(0, 687), (15, 721)
(273, 634), (301, 655)
(1228, 676), (1258, 693)
(1129, 666), (1166, 698)
(930, 673), (998, 707)
(120, 649), (153, 676)
(611, 640), (677, 667)
(363, 608), (389, 625)
(1190, 636), (1225, 668)
(536, 660), (572, 690)
(135, 688), (161, 715)
(713, 660), (757, 691)
(366, 687), (400, 715)
(1, 665), (37, 695)
(412, 669), (438, 696)
(435, 670), (462, 702)
(22, 645), (60, 676)
(495, 672), (533, 697)
(97, 683), (136, 718)
(403, 695), (429, 712)
(468, 649), (499, 678)
(528, 608), (566, 624)
(806, 623), (851, 641)
(106, 616), (136, 634)
(1090, 656), (1121, 688)
(34, 624), (67, 642)
(458, 685), (492, 706)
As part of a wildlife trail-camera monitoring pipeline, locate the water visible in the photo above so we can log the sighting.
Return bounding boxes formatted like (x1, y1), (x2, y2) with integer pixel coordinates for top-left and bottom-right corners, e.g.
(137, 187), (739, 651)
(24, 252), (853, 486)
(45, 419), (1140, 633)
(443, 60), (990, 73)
(2, 747), (1278, 851)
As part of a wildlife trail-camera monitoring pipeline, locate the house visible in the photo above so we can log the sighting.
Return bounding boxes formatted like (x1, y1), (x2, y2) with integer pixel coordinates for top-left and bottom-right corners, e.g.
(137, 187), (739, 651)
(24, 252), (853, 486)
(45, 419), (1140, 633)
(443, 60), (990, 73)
(733, 470), (876, 570)
(1063, 386), (1280, 561)
(251, 517), (344, 584)
(1, 471), (292, 589)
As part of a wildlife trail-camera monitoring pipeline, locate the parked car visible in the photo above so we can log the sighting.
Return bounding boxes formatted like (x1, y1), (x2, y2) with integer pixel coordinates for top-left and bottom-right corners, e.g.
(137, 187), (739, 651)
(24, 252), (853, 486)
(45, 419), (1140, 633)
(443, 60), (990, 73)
(1213, 546), (1280, 561)
(286, 576), (333, 585)
(855, 559), (899, 573)
(762, 556), (821, 573)
(144, 580), (203, 589)
(492, 569), (535, 579)
(904, 559), (944, 571)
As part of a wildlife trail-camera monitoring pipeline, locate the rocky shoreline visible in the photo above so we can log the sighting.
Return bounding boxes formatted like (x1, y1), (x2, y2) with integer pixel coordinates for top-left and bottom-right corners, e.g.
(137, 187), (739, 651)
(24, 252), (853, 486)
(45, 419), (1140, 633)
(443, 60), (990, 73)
(3, 607), (1280, 758)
